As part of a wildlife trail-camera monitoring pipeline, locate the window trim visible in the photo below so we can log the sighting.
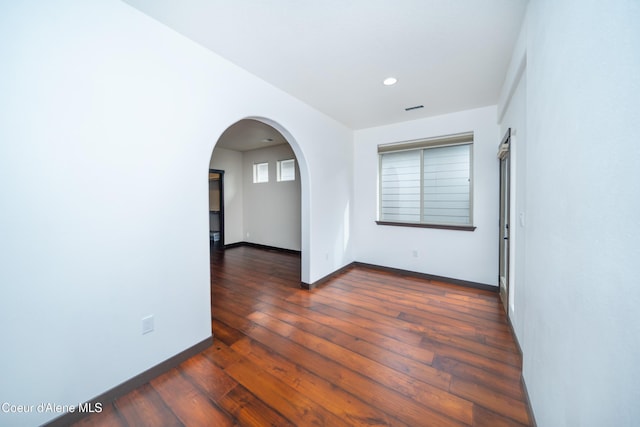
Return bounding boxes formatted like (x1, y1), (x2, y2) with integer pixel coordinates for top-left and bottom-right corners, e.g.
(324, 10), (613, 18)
(377, 132), (475, 230)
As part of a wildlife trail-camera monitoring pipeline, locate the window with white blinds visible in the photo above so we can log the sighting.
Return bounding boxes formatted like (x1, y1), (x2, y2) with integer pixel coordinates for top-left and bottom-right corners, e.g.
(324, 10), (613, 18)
(378, 132), (473, 228)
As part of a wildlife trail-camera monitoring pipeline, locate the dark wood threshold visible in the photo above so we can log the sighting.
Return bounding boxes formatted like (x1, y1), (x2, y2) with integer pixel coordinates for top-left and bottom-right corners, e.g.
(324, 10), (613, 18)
(224, 241), (301, 255)
(43, 336), (213, 427)
(376, 221), (476, 232)
(354, 261), (497, 292)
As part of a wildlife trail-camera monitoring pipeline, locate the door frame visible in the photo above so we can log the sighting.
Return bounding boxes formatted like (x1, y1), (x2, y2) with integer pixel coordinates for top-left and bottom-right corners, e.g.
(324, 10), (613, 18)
(498, 129), (511, 314)
(209, 169), (225, 248)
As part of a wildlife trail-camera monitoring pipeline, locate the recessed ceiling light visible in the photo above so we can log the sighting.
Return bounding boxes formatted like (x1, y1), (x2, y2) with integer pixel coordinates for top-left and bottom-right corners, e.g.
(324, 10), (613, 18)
(383, 77), (398, 86)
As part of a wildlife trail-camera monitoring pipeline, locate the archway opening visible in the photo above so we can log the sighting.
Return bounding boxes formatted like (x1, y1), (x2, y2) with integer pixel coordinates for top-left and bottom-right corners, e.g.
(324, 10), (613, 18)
(208, 118), (309, 284)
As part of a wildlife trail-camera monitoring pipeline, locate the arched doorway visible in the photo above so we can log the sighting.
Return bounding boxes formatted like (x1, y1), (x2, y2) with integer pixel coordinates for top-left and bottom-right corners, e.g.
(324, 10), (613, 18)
(208, 117), (310, 284)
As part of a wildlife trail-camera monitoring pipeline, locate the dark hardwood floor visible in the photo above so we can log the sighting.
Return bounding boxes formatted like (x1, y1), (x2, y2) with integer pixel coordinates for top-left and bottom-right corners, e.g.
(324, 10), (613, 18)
(73, 246), (531, 426)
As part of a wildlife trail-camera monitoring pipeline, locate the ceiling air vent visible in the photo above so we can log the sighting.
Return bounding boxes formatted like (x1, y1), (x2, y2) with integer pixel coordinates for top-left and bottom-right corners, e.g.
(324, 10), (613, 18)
(405, 105), (424, 111)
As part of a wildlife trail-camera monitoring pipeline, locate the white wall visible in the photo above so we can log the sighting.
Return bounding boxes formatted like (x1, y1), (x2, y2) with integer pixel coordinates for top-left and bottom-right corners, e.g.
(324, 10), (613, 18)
(0, 1), (353, 425)
(353, 106), (500, 286)
(210, 144), (302, 251)
(499, 1), (640, 425)
(243, 144), (301, 251)
(209, 146), (244, 245)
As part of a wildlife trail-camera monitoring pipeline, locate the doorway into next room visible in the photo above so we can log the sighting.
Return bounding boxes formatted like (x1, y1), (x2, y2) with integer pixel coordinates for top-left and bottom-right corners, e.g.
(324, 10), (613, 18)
(209, 169), (224, 250)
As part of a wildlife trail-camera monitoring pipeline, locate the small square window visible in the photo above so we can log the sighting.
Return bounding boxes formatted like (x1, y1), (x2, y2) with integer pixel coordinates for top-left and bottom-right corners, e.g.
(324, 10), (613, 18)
(253, 162), (269, 183)
(277, 159), (296, 182)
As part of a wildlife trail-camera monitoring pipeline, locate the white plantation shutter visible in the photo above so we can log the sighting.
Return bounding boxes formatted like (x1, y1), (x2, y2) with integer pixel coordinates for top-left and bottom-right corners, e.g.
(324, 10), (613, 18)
(278, 159), (295, 181)
(378, 132), (473, 227)
(423, 144), (471, 225)
(380, 150), (421, 222)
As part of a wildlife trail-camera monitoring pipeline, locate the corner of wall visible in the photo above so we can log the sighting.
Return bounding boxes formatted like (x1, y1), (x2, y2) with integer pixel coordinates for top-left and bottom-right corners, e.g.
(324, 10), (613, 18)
(497, 10), (528, 123)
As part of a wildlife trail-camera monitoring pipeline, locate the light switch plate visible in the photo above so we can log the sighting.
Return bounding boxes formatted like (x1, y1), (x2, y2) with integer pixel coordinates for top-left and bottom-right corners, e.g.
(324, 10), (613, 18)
(142, 315), (154, 335)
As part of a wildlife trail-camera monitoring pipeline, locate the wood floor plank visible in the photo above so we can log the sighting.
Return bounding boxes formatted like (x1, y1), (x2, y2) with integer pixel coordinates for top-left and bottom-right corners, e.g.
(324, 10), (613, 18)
(232, 336), (407, 427)
(420, 338), (523, 382)
(325, 284), (508, 331)
(450, 377), (530, 425)
(308, 301), (427, 346)
(178, 354), (238, 402)
(254, 302), (450, 391)
(335, 273), (502, 317)
(237, 317), (466, 427)
(211, 304), (257, 337)
(202, 340), (243, 370)
(425, 328), (520, 368)
(255, 296), (437, 366)
(307, 294), (494, 356)
(113, 383), (182, 427)
(472, 405), (529, 427)
(224, 357), (354, 427)
(247, 310), (473, 425)
(217, 384), (296, 427)
(294, 290), (491, 345)
(432, 355), (524, 400)
(150, 368), (235, 427)
(210, 317), (245, 347)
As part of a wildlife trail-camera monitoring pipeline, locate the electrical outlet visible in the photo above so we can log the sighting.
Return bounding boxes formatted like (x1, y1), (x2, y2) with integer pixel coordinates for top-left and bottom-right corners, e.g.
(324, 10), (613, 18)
(412, 250), (418, 258)
(142, 315), (154, 335)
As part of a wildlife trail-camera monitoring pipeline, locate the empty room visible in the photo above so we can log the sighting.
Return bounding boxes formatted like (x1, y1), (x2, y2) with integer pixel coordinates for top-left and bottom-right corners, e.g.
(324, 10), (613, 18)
(1, 1), (638, 426)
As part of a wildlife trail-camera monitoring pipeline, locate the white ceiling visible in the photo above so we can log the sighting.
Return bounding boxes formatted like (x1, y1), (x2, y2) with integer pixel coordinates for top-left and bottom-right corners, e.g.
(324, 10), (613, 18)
(124, 0), (527, 131)
(215, 119), (287, 152)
